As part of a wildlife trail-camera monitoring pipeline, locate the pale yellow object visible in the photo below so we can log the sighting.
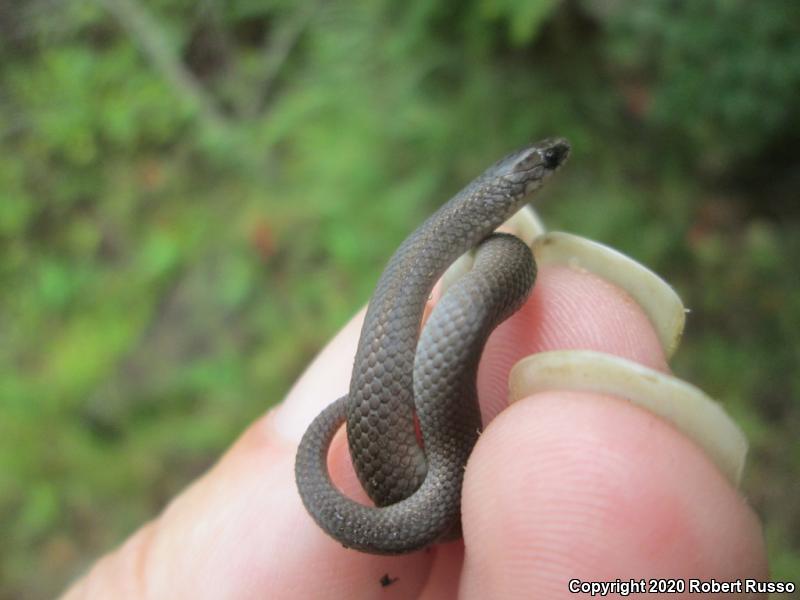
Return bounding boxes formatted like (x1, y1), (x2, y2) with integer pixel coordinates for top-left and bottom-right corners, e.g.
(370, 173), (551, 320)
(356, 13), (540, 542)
(534, 232), (686, 357)
(509, 350), (748, 487)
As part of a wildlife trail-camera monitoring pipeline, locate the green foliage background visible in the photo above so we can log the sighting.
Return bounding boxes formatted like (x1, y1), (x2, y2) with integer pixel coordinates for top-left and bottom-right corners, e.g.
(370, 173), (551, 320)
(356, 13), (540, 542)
(1, 0), (798, 596)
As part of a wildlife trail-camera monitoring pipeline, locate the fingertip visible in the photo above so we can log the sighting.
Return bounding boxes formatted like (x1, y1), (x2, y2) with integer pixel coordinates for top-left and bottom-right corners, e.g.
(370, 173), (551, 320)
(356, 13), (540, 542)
(521, 265), (668, 368)
(460, 391), (766, 599)
(477, 265), (668, 422)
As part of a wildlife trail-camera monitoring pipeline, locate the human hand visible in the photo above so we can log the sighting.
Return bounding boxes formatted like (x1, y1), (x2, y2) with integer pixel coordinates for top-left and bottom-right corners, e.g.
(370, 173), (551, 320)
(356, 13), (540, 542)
(63, 233), (767, 599)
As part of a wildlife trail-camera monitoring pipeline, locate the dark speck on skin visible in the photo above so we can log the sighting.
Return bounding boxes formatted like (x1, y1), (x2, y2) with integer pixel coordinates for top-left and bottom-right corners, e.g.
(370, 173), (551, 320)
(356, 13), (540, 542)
(380, 574), (399, 587)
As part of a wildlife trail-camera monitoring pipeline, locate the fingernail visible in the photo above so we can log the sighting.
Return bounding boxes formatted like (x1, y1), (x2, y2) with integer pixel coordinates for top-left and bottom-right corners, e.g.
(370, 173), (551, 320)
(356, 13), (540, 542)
(440, 252), (475, 292)
(533, 232), (686, 357)
(497, 205), (547, 246)
(509, 350), (748, 487)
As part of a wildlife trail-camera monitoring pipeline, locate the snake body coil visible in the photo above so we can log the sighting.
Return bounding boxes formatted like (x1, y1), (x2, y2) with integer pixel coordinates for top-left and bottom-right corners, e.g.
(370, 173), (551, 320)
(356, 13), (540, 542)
(295, 139), (570, 554)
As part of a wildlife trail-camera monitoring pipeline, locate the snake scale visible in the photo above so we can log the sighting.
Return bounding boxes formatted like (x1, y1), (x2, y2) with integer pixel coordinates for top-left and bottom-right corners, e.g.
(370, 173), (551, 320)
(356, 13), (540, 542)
(295, 138), (570, 554)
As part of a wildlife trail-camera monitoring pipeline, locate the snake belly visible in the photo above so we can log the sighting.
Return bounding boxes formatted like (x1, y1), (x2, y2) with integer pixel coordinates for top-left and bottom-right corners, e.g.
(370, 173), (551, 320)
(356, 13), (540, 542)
(295, 138), (570, 554)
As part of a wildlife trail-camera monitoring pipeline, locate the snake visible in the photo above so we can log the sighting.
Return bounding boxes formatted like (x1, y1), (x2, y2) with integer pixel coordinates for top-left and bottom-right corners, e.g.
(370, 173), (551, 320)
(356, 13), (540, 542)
(294, 138), (570, 554)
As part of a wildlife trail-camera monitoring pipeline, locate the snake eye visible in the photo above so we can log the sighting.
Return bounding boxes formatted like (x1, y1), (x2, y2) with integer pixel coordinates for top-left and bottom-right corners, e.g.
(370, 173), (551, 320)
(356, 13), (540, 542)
(505, 138), (570, 177)
(542, 142), (570, 169)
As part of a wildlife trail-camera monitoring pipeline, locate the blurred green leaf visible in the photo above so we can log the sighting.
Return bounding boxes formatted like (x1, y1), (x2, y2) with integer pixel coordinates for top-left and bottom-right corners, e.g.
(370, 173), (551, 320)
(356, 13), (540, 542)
(480, 0), (560, 45)
(15, 483), (60, 542)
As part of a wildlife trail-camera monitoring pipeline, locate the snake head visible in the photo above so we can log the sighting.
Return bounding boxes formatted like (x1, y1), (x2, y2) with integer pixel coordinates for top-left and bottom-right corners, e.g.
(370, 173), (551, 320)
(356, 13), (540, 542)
(499, 137), (571, 195)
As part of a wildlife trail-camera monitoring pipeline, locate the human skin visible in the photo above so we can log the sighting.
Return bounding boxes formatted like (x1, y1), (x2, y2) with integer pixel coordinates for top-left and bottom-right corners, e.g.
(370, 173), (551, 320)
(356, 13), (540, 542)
(62, 264), (768, 599)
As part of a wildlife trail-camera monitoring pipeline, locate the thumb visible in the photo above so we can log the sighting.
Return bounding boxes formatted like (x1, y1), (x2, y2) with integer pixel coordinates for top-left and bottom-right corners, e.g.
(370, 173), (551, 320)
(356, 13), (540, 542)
(459, 388), (767, 599)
